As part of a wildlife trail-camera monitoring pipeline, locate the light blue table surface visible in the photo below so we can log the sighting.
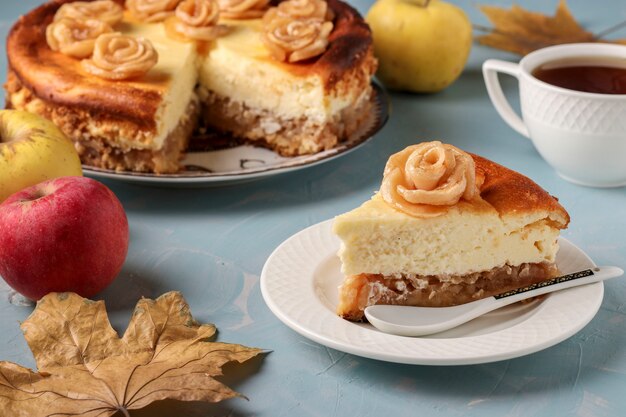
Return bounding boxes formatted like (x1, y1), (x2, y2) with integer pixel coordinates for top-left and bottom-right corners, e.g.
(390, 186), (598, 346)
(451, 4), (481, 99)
(2, 0), (626, 416)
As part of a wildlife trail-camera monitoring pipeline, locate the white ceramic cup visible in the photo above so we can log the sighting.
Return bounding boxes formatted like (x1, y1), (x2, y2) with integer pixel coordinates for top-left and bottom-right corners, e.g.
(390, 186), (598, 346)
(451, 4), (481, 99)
(483, 43), (626, 188)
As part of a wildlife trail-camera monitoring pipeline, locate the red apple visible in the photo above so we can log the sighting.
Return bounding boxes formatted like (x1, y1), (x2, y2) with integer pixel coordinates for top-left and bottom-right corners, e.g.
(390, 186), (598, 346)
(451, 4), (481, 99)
(0, 176), (128, 300)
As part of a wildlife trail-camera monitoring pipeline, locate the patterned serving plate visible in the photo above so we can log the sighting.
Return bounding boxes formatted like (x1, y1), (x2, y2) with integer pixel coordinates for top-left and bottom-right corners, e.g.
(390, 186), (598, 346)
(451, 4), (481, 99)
(260, 219), (604, 365)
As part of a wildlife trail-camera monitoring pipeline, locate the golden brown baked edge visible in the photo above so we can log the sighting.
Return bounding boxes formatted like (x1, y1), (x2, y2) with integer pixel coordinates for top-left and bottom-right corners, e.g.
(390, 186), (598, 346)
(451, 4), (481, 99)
(473, 153), (570, 228)
(6, 0), (161, 129)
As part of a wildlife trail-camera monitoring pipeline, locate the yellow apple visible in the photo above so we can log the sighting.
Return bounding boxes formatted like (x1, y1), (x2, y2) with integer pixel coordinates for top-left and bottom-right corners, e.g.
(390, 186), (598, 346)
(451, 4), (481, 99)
(366, 0), (472, 93)
(0, 110), (82, 202)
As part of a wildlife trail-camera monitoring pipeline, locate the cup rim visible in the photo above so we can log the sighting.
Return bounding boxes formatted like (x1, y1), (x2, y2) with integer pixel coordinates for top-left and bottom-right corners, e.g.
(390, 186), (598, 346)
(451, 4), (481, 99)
(519, 42), (626, 99)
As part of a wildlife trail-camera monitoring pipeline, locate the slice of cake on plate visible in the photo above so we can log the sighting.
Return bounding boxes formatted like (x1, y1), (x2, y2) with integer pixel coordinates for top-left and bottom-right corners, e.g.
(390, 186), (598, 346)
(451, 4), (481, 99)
(5, 0), (376, 173)
(333, 141), (570, 321)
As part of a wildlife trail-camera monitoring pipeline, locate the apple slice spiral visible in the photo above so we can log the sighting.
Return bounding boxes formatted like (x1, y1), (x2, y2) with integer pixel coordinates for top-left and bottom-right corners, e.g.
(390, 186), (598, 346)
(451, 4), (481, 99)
(380, 141), (482, 217)
(262, 14), (333, 62)
(46, 18), (113, 58)
(81, 33), (158, 80)
(174, 0), (228, 41)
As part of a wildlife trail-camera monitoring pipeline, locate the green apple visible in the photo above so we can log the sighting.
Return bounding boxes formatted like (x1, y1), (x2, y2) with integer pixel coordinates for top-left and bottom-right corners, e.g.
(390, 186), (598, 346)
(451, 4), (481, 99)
(0, 110), (82, 202)
(366, 0), (472, 93)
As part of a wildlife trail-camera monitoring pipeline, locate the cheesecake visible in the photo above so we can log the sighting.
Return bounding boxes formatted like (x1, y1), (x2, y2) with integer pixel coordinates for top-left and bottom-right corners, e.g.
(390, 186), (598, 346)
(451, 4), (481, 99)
(5, 0), (376, 173)
(333, 141), (570, 321)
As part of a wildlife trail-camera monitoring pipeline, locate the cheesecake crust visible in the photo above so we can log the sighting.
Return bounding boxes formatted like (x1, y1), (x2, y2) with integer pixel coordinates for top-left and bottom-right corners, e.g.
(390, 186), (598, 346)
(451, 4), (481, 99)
(75, 99), (199, 173)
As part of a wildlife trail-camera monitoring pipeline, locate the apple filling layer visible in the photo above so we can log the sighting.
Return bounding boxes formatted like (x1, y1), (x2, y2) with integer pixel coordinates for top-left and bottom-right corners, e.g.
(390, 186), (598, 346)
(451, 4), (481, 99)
(198, 87), (373, 156)
(337, 262), (559, 321)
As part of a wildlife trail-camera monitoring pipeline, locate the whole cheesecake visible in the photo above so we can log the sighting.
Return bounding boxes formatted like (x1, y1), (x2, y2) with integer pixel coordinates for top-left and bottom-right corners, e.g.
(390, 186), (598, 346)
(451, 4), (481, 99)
(5, 0), (376, 173)
(333, 141), (570, 321)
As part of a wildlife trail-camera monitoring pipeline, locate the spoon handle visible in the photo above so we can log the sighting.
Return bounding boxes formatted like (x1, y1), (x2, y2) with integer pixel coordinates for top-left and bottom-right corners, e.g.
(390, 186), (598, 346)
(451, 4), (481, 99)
(490, 266), (622, 310)
(445, 266), (624, 333)
(364, 265), (624, 337)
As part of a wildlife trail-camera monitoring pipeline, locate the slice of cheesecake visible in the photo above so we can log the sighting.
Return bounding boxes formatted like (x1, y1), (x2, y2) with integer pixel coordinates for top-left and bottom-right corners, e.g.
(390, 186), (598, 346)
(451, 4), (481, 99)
(333, 141), (570, 321)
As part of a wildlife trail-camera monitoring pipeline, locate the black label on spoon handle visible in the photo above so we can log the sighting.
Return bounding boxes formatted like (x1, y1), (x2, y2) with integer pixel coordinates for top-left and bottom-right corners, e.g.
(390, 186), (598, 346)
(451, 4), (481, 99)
(493, 269), (595, 300)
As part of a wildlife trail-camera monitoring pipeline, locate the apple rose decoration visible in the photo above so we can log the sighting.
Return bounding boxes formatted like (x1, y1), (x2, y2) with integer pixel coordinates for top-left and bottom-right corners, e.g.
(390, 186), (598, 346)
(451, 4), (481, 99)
(127, 0), (181, 22)
(217, 0), (270, 19)
(46, 18), (113, 58)
(381, 141), (482, 217)
(174, 0), (228, 40)
(262, 14), (333, 63)
(54, 0), (124, 26)
(273, 0), (333, 21)
(81, 33), (158, 80)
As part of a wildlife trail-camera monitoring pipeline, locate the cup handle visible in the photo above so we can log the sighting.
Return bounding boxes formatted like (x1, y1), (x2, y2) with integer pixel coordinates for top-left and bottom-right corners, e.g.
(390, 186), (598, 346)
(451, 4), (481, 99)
(482, 59), (530, 139)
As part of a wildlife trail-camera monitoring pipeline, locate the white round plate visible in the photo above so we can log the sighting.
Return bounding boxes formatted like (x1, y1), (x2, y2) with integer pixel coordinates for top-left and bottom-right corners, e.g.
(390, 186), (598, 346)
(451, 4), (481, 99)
(260, 219), (604, 365)
(84, 84), (389, 187)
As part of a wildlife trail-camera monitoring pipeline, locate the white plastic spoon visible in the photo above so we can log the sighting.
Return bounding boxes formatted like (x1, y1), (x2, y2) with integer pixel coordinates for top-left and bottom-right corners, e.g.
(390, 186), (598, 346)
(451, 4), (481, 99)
(364, 266), (624, 337)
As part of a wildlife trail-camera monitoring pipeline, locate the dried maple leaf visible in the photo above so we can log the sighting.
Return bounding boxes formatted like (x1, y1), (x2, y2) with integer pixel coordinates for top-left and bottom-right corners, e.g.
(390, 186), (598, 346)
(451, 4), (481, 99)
(0, 291), (263, 417)
(475, 0), (626, 55)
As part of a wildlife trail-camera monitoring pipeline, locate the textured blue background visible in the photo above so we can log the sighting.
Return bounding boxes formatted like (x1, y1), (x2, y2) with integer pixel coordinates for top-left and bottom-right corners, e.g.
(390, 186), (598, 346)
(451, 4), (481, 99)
(1, 1), (626, 416)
